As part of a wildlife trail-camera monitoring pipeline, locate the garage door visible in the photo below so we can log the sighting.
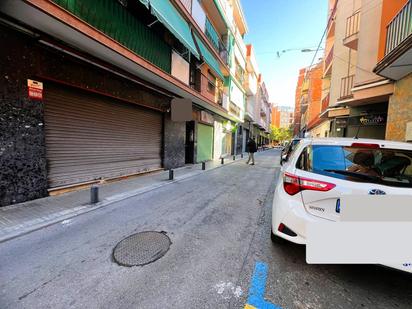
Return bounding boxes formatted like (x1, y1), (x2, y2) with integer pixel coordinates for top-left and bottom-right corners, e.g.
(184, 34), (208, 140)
(43, 85), (162, 188)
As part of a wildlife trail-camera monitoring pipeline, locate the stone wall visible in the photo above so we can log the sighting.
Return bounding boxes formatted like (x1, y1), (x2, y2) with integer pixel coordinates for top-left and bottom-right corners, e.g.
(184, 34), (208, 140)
(163, 115), (186, 169)
(386, 73), (412, 142)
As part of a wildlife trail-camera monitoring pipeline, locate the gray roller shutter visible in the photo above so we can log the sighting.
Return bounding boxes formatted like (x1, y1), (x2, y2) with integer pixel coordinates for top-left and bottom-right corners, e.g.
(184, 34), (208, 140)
(43, 85), (162, 188)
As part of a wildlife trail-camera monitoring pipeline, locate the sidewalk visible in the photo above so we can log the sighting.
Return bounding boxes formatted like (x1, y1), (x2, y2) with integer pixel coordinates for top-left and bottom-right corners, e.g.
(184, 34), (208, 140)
(0, 152), (264, 243)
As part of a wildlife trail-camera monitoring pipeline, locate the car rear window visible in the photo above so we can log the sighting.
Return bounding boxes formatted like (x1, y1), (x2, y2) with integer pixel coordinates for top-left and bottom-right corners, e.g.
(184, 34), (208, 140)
(299, 145), (412, 188)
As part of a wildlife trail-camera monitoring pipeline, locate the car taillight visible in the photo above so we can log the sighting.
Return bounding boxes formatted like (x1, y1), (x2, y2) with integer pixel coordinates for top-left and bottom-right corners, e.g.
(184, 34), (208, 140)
(283, 173), (336, 195)
(351, 142), (380, 149)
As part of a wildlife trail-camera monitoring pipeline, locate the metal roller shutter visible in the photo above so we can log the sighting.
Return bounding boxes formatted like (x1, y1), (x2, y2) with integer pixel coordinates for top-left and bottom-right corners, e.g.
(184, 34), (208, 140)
(43, 85), (162, 188)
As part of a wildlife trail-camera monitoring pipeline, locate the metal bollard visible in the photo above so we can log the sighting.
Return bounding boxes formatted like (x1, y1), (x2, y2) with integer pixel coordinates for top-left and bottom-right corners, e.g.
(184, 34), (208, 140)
(233, 155), (236, 161)
(90, 185), (99, 204)
(202, 162), (206, 170)
(241, 153), (244, 158)
(221, 157), (224, 164)
(169, 169), (174, 180)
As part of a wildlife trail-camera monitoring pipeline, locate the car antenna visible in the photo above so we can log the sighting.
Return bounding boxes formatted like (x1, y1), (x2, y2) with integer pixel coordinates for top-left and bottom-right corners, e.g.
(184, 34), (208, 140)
(354, 124), (361, 139)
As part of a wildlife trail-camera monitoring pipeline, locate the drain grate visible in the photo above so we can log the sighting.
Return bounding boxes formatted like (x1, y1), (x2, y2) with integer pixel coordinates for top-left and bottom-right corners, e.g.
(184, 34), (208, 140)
(113, 231), (171, 267)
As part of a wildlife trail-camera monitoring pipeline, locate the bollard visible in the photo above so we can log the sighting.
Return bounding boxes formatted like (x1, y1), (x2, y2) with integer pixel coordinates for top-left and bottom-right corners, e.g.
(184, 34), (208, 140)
(233, 155), (236, 161)
(202, 162), (206, 170)
(169, 169), (174, 180)
(221, 157), (224, 164)
(90, 185), (99, 204)
(241, 153), (244, 158)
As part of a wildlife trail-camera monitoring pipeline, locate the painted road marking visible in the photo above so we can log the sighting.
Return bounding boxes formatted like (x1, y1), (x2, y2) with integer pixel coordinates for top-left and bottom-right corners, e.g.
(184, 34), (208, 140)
(245, 262), (282, 309)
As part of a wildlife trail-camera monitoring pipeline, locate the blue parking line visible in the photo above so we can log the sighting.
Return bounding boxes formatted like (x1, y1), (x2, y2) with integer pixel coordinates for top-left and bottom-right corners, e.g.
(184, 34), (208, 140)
(246, 262), (282, 309)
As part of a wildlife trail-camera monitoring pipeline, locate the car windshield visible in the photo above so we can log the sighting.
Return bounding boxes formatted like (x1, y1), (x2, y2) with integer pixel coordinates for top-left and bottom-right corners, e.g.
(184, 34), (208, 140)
(309, 145), (412, 188)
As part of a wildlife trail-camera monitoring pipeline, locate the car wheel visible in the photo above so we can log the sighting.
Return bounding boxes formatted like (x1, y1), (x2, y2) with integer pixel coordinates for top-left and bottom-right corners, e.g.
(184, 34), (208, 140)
(271, 228), (286, 244)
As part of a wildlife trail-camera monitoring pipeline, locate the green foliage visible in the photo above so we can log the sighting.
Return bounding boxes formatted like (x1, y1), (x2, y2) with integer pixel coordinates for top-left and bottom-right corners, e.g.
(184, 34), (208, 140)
(270, 125), (293, 143)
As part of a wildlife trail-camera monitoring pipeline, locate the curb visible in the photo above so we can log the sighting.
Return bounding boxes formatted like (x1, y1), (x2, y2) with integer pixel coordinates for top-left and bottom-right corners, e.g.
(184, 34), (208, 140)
(0, 151), (270, 243)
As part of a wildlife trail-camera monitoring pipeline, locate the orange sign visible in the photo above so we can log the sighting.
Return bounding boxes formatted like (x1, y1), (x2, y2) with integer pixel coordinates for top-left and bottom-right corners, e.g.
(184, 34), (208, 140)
(27, 79), (43, 100)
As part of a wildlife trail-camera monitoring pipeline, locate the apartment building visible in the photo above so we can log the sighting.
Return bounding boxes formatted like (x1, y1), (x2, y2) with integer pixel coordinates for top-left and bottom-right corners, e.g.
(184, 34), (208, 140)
(316, 0), (393, 139)
(293, 68), (306, 136)
(272, 106), (294, 129)
(374, 0), (412, 142)
(244, 44), (271, 148)
(0, 0), (256, 206)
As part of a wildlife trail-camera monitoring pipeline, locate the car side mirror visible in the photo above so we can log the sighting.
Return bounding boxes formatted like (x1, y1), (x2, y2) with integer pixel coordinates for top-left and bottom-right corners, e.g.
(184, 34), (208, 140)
(280, 154), (287, 165)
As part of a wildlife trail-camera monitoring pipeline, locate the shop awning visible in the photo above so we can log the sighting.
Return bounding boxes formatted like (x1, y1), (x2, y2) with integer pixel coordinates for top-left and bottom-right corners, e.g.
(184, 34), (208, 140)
(141, 0), (200, 59)
(194, 34), (224, 80)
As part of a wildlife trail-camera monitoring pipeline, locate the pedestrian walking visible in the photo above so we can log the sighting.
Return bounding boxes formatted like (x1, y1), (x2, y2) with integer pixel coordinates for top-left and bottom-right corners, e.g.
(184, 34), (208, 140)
(246, 137), (257, 165)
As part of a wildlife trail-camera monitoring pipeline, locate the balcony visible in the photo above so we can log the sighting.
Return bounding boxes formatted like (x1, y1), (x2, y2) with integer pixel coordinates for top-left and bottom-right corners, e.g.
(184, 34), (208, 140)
(235, 64), (245, 85)
(386, 2), (412, 56)
(191, 0), (229, 65)
(301, 79), (309, 94)
(339, 75), (355, 100)
(300, 94), (309, 113)
(324, 45), (334, 76)
(234, 29), (247, 58)
(326, 0), (338, 38)
(343, 11), (360, 50)
(204, 17), (229, 65)
(190, 69), (226, 106)
(375, 1), (412, 80)
(321, 93), (330, 112)
(245, 72), (258, 95)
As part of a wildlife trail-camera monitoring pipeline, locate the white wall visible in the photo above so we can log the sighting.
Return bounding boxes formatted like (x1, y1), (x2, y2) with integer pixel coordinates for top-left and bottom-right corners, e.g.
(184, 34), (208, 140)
(171, 51), (190, 85)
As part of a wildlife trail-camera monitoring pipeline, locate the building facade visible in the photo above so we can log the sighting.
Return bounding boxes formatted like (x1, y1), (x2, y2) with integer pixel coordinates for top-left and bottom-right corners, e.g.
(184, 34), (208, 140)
(271, 106), (294, 129)
(299, 0), (412, 141)
(0, 0), (264, 206)
(374, 0), (412, 142)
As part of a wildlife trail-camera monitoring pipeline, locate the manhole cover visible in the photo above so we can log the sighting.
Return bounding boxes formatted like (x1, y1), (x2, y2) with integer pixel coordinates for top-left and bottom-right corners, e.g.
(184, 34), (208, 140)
(113, 231), (171, 267)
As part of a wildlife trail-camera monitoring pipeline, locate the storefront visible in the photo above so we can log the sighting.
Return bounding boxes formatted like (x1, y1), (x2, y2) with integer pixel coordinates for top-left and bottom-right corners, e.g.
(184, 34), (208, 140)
(340, 103), (387, 139)
(44, 84), (163, 188)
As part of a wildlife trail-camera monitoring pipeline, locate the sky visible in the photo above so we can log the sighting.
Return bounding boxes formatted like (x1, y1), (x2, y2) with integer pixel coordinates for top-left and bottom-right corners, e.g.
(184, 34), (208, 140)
(241, 0), (328, 107)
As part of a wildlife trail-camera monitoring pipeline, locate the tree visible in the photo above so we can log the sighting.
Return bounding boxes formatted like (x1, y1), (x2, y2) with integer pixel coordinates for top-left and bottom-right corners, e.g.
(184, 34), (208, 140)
(270, 125), (293, 144)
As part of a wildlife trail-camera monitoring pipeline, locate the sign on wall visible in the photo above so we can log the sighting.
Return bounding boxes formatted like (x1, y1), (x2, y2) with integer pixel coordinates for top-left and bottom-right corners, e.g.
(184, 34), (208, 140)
(27, 79), (43, 100)
(171, 98), (192, 121)
(349, 114), (387, 126)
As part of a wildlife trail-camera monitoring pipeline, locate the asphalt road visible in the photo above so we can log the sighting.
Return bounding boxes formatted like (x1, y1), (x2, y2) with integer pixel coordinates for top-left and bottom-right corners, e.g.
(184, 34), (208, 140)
(1, 150), (411, 309)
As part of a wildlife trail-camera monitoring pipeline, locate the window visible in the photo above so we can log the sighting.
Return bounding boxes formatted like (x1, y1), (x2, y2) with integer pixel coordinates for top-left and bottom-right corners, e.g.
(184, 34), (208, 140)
(207, 70), (216, 93)
(304, 145), (412, 188)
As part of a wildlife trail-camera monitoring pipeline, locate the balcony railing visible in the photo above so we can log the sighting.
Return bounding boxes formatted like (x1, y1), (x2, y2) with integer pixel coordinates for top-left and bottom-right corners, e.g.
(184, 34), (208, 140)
(205, 17), (219, 51)
(324, 46), (334, 74)
(340, 75), (355, 99)
(204, 18), (229, 65)
(345, 11), (360, 39)
(386, 1), (412, 56)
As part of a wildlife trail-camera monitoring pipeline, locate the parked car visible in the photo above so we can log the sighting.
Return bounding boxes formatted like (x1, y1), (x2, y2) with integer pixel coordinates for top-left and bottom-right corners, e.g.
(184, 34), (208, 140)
(280, 138), (301, 165)
(271, 137), (412, 272)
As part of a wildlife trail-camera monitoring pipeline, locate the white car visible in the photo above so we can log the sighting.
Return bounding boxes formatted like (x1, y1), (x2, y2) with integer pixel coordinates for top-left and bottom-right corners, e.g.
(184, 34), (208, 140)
(271, 137), (412, 272)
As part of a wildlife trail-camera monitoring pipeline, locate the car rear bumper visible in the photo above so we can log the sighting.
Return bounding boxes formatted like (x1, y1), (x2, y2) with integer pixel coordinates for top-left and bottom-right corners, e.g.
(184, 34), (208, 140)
(271, 183), (327, 245)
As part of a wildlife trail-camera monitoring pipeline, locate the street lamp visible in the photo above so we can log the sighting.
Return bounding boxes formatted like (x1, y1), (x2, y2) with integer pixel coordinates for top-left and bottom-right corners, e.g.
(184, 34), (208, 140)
(276, 48), (324, 58)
